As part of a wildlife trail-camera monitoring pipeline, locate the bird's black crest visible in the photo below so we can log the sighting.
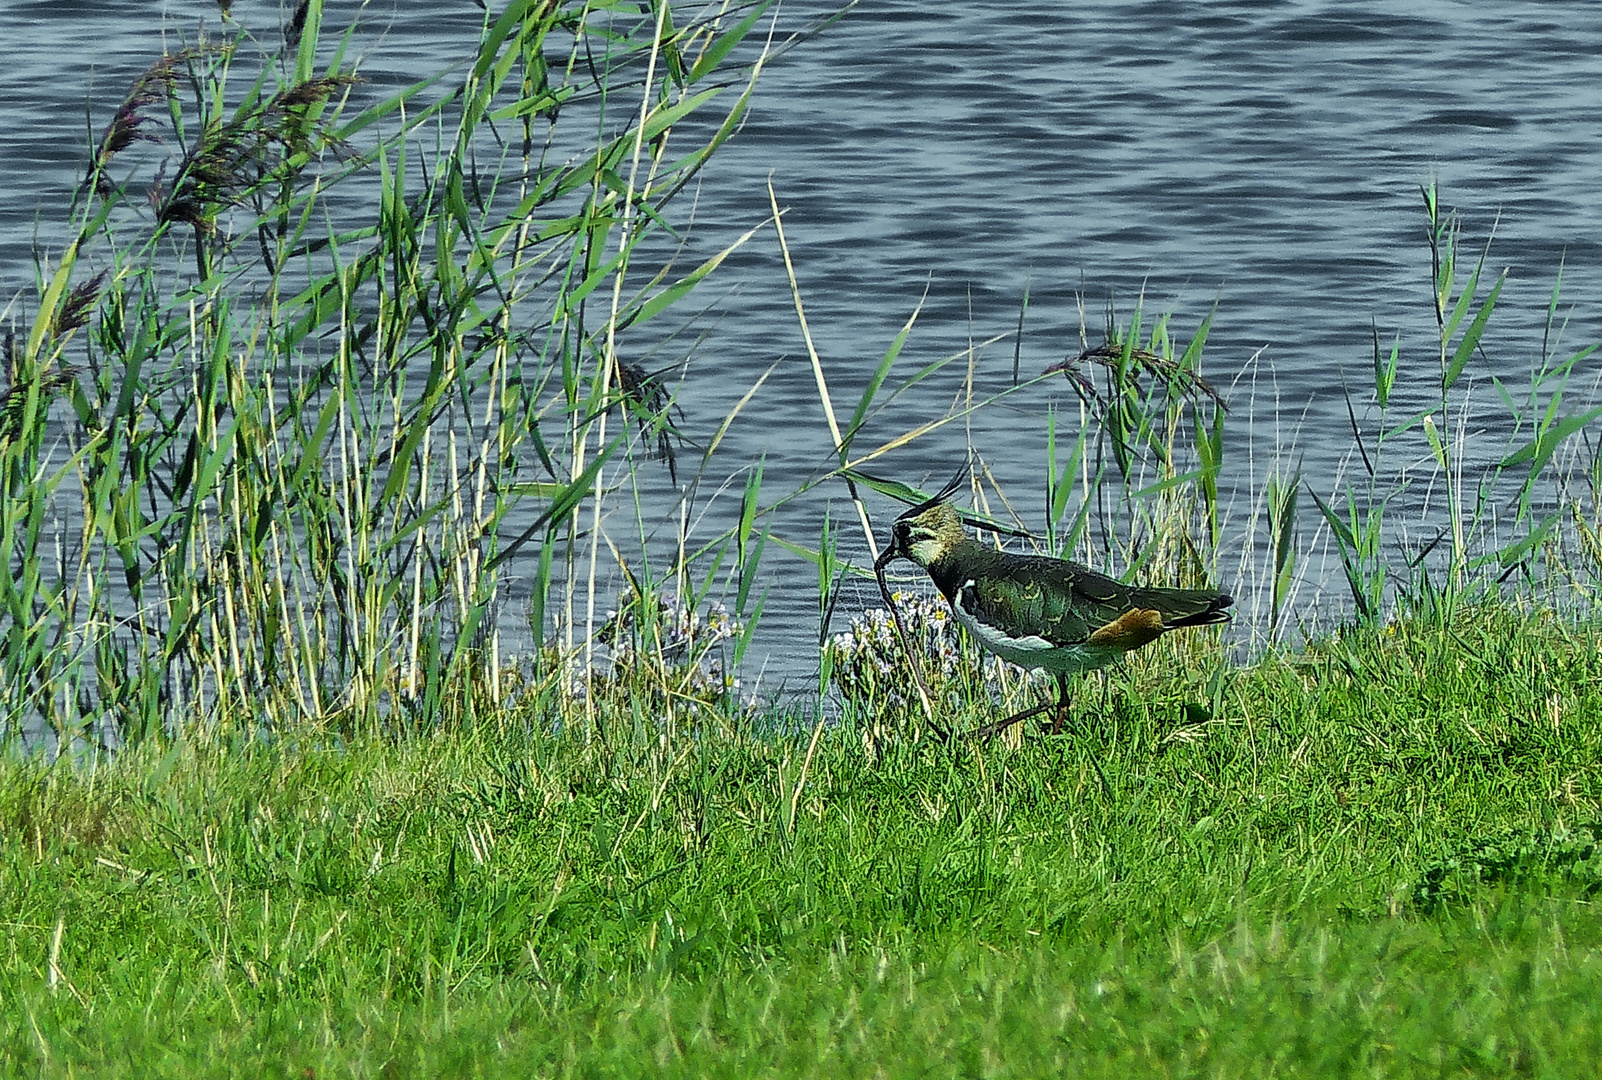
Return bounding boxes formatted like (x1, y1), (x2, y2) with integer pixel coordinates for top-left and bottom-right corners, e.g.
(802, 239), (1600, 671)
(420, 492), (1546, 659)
(893, 467), (1036, 540)
(897, 466), (967, 521)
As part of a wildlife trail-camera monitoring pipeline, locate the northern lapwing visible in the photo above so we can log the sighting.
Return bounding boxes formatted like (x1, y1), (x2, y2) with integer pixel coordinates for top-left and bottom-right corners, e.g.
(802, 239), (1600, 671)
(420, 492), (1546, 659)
(873, 477), (1233, 739)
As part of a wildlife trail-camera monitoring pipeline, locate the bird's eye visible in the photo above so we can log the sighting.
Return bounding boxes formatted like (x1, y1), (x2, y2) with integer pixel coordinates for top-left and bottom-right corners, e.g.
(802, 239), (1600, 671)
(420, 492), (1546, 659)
(894, 521), (909, 542)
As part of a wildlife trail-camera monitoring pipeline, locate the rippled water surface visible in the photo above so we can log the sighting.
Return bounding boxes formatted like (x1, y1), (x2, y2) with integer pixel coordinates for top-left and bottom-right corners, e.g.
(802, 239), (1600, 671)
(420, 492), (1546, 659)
(4, 2), (1601, 682)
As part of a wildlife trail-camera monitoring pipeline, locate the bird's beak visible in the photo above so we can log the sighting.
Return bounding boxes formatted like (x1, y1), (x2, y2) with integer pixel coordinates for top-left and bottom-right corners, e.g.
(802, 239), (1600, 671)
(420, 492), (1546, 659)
(873, 527), (902, 574)
(873, 535), (900, 620)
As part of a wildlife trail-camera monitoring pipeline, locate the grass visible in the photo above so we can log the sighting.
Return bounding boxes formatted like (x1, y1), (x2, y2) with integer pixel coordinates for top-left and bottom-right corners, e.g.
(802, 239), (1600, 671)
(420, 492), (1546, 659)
(6, 604), (1602, 1076)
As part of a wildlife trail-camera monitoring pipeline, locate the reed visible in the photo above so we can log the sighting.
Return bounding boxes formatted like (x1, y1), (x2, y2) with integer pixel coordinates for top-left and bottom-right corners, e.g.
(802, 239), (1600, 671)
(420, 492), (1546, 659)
(1310, 182), (1602, 627)
(1, 0), (788, 746)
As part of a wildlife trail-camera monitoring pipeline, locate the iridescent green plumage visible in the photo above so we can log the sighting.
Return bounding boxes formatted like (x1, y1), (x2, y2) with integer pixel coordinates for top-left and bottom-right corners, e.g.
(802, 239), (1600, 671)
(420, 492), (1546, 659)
(924, 539), (1229, 655)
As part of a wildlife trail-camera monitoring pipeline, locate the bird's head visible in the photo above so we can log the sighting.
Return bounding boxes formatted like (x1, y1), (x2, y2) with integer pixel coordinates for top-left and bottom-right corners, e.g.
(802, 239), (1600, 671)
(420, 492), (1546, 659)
(892, 499), (966, 567)
(875, 475), (968, 573)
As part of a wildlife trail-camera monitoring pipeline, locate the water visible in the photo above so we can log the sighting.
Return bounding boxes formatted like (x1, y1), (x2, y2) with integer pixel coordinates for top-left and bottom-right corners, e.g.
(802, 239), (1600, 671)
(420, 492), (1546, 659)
(5, 1), (1602, 689)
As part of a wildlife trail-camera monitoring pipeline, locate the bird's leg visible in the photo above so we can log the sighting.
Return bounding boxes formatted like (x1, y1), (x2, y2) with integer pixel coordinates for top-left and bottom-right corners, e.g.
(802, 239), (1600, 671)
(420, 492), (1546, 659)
(963, 694), (1053, 740)
(969, 676), (1076, 737)
(1046, 673), (1072, 734)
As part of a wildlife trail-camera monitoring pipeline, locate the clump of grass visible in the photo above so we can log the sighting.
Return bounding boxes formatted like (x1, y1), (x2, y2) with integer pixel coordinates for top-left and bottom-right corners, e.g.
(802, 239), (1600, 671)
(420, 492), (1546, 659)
(1416, 820), (1602, 911)
(1309, 183), (1602, 630)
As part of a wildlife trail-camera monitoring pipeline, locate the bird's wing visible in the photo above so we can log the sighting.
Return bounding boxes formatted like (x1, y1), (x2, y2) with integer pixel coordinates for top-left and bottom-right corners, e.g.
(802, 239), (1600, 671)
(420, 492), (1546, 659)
(957, 559), (1128, 648)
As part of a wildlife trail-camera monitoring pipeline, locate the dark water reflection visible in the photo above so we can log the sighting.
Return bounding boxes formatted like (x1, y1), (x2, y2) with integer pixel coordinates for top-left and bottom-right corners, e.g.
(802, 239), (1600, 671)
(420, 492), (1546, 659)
(4, 1), (1601, 687)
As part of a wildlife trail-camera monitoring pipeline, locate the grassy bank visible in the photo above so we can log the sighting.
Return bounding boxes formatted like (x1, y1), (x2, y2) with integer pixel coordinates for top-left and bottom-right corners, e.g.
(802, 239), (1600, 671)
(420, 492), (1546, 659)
(5, 605), (1602, 1076)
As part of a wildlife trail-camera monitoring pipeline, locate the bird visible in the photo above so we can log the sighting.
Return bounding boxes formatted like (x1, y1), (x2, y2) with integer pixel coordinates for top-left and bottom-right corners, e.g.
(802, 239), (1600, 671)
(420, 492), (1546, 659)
(873, 476), (1233, 739)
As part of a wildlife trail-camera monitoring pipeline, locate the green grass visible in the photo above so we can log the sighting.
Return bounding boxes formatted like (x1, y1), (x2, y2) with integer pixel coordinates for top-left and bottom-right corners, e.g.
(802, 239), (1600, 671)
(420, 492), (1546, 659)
(6, 605), (1602, 1076)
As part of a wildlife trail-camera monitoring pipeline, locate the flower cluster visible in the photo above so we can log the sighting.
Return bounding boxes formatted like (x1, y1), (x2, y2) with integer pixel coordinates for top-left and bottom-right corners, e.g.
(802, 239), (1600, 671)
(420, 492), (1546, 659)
(593, 593), (746, 708)
(825, 589), (1001, 719)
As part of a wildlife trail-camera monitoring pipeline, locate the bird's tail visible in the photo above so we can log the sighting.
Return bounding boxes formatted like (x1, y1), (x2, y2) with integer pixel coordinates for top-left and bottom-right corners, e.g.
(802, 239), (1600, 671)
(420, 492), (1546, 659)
(1133, 587), (1234, 629)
